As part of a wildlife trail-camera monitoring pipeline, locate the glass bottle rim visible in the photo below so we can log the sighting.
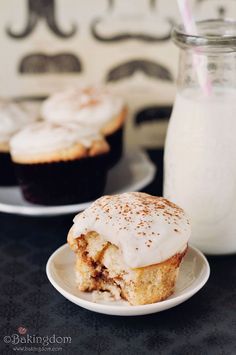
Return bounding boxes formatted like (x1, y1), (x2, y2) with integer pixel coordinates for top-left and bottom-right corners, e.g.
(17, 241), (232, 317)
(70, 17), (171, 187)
(172, 19), (236, 53)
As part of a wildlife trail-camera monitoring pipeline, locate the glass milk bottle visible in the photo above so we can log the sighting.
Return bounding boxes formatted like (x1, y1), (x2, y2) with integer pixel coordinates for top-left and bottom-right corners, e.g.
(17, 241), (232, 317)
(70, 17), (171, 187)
(164, 20), (236, 254)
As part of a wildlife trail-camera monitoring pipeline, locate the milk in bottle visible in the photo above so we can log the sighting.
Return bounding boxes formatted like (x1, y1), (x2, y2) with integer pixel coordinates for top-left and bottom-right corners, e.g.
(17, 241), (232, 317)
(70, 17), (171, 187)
(165, 88), (236, 253)
(164, 20), (236, 254)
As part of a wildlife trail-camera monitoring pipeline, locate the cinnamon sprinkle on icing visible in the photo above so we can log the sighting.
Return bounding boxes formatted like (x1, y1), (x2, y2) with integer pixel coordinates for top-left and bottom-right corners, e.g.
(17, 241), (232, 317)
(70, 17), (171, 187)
(72, 192), (191, 268)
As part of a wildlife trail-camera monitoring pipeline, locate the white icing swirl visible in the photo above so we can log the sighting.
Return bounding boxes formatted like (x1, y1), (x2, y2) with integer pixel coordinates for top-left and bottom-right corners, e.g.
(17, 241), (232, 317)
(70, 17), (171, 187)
(41, 87), (124, 128)
(10, 121), (102, 156)
(72, 192), (191, 268)
(0, 99), (39, 144)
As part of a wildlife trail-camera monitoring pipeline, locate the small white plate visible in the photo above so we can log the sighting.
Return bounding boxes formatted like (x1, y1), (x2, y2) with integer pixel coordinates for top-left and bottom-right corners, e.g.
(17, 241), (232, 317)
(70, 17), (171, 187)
(46, 244), (210, 316)
(0, 149), (155, 216)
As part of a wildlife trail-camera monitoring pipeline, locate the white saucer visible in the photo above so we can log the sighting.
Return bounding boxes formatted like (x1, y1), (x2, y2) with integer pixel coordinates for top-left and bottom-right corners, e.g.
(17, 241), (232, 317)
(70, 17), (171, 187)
(46, 244), (210, 316)
(0, 149), (155, 216)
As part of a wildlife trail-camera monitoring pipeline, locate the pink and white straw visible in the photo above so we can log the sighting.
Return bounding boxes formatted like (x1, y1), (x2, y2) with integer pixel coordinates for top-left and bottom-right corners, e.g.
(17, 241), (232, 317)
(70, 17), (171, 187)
(177, 0), (212, 95)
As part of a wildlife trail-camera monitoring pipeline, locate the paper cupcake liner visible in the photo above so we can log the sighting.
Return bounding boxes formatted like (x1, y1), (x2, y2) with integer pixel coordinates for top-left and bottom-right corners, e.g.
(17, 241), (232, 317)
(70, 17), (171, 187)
(0, 152), (18, 186)
(106, 126), (124, 168)
(14, 153), (109, 205)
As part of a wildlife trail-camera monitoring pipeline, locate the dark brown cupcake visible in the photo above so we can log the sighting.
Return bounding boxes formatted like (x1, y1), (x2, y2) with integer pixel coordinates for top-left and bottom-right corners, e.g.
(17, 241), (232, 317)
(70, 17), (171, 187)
(10, 122), (110, 205)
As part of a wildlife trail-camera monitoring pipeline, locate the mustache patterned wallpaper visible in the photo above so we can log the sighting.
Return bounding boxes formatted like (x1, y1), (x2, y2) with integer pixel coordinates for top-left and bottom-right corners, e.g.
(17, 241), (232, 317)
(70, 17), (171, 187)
(0, 0), (234, 148)
(6, 0), (77, 39)
(106, 60), (173, 83)
(19, 53), (82, 74)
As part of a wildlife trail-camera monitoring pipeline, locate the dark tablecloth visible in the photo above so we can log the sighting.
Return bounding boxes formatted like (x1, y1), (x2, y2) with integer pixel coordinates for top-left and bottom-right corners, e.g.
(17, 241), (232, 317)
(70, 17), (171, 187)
(0, 151), (235, 355)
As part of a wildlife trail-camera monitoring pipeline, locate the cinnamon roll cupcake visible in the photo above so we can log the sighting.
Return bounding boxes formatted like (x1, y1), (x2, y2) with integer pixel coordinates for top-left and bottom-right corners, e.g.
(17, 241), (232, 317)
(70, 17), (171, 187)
(10, 122), (110, 205)
(67, 192), (191, 306)
(0, 99), (39, 186)
(41, 87), (127, 167)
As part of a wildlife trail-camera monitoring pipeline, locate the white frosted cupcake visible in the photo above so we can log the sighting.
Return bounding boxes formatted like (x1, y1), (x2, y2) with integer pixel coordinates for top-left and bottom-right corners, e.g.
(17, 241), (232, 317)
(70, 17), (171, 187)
(67, 192), (191, 305)
(0, 99), (39, 185)
(41, 87), (127, 166)
(10, 121), (110, 205)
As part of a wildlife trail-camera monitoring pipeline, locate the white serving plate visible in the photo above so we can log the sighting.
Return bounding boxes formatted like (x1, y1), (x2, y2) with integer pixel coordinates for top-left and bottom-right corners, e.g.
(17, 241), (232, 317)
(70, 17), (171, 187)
(46, 244), (210, 316)
(0, 149), (155, 216)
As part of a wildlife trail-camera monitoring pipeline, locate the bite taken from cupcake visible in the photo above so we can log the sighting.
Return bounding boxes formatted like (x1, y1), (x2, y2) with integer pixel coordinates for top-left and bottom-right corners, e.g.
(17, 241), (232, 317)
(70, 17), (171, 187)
(67, 192), (191, 306)
(10, 121), (111, 205)
(41, 87), (127, 167)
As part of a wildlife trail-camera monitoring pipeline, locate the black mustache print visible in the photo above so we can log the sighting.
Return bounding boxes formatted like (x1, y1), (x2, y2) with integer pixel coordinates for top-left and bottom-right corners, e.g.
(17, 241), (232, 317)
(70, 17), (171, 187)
(135, 106), (172, 126)
(19, 53), (82, 74)
(91, 18), (173, 43)
(106, 60), (173, 82)
(6, 0), (76, 39)
(15, 96), (47, 102)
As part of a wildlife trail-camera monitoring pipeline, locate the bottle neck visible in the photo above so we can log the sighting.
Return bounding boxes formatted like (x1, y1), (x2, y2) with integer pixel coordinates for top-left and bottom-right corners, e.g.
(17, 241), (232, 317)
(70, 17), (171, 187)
(177, 48), (236, 94)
